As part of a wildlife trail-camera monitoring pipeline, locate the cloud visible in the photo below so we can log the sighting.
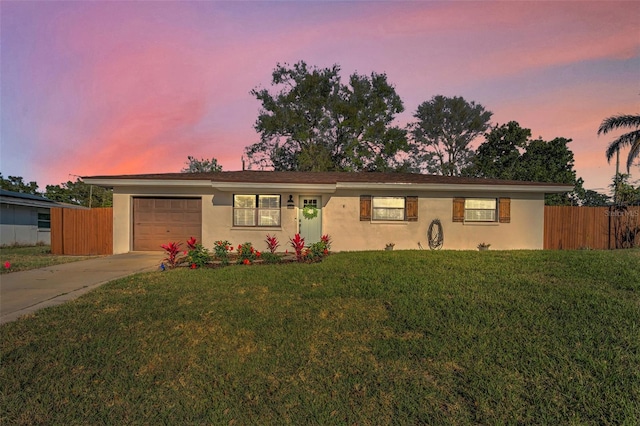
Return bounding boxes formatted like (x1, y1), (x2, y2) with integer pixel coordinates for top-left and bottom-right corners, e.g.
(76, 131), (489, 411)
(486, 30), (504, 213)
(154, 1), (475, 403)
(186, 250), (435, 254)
(2, 0), (637, 190)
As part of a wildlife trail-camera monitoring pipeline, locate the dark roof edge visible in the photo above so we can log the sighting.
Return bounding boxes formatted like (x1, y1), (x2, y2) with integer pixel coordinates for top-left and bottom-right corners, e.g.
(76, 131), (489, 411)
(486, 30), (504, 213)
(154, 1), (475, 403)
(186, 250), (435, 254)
(83, 171), (574, 188)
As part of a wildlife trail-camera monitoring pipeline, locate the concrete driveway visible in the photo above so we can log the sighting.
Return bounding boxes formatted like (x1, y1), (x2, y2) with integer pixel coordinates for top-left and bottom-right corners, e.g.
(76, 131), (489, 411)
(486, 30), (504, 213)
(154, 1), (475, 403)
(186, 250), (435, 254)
(0, 252), (161, 325)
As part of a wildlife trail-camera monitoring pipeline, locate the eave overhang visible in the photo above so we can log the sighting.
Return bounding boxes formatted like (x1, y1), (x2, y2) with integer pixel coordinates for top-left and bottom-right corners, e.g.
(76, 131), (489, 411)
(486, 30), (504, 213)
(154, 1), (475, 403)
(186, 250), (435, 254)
(83, 177), (573, 194)
(0, 197), (56, 209)
(83, 178), (213, 188)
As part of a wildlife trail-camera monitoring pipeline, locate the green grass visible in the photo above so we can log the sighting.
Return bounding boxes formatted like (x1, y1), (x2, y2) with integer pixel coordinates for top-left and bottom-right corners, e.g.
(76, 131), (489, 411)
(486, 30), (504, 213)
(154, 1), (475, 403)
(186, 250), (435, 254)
(0, 245), (97, 273)
(1, 250), (639, 424)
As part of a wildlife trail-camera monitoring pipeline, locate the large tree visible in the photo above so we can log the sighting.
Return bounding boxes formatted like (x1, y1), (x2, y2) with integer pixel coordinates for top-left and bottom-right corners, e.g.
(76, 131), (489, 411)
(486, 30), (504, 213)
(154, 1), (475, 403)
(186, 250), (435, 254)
(181, 156), (222, 173)
(410, 95), (492, 176)
(245, 61), (409, 172)
(466, 121), (585, 205)
(598, 114), (640, 172)
(611, 173), (640, 206)
(464, 121), (530, 180)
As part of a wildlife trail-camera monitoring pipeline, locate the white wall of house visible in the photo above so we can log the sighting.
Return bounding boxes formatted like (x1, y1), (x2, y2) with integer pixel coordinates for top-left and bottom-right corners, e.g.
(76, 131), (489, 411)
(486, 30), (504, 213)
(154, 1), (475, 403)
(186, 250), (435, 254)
(111, 185), (545, 253)
(0, 224), (47, 246)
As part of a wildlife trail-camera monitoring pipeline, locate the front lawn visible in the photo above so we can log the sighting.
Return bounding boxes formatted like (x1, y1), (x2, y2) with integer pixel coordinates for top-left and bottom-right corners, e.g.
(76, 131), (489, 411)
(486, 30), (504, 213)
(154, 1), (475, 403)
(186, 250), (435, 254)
(1, 250), (638, 424)
(0, 245), (97, 273)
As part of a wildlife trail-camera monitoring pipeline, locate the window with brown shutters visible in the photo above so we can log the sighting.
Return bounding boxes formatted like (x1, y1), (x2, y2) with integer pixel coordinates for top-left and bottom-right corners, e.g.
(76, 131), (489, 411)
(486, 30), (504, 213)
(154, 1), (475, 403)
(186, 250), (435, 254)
(452, 197), (511, 223)
(498, 197), (511, 223)
(360, 195), (372, 221)
(452, 198), (465, 222)
(360, 195), (418, 222)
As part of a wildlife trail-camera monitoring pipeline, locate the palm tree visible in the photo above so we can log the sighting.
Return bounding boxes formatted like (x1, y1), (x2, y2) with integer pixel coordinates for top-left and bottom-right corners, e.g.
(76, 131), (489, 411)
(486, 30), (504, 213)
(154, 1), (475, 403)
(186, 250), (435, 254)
(598, 114), (640, 172)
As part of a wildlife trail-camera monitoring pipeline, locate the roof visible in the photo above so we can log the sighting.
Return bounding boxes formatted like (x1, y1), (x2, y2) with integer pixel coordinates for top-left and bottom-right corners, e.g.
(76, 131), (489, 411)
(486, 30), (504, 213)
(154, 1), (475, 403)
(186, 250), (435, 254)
(0, 189), (55, 202)
(0, 189), (87, 209)
(83, 171), (573, 194)
(0, 189), (57, 209)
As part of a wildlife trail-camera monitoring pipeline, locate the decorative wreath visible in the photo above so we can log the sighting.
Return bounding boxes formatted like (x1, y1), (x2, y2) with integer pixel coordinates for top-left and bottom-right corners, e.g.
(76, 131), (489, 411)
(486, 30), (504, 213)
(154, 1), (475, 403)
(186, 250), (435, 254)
(302, 205), (319, 219)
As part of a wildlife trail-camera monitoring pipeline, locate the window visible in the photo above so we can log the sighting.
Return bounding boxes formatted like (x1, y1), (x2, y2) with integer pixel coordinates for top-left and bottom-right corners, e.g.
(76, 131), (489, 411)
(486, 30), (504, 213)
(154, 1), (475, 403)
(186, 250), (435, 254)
(453, 197), (510, 223)
(373, 197), (405, 221)
(233, 195), (280, 227)
(37, 212), (51, 230)
(360, 196), (418, 222)
(465, 198), (496, 222)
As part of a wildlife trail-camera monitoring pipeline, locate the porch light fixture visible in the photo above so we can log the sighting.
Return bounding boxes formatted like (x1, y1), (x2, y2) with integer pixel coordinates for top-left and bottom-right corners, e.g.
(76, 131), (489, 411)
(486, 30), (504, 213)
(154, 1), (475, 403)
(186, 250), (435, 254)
(287, 195), (295, 209)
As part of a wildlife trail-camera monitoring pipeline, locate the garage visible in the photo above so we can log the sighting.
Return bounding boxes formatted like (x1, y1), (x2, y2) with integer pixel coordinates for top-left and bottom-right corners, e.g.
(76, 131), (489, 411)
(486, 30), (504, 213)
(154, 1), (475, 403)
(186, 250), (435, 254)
(133, 198), (202, 251)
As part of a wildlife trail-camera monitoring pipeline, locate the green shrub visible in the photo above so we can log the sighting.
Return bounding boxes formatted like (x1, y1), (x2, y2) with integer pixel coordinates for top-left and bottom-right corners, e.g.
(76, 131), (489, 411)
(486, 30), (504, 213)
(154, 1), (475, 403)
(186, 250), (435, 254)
(236, 242), (260, 265)
(213, 240), (233, 265)
(186, 244), (211, 268)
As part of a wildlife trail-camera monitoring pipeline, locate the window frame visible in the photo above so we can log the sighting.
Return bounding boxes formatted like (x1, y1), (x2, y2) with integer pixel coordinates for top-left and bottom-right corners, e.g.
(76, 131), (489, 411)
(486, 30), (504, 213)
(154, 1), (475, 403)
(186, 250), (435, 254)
(360, 195), (418, 222)
(233, 194), (281, 227)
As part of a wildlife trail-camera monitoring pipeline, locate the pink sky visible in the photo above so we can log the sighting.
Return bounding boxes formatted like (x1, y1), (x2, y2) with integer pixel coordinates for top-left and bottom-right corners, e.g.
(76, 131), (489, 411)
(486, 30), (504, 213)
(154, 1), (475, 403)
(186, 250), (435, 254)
(1, 1), (638, 193)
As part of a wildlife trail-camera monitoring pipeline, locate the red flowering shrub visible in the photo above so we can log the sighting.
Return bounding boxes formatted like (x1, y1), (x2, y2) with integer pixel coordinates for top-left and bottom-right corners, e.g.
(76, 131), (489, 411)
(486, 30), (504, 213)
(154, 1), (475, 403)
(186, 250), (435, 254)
(289, 234), (306, 262)
(237, 242), (258, 264)
(265, 234), (280, 253)
(161, 242), (184, 269)
(213, 240), (233, 265)
(186, 236), (198, 250)
(307, 235), (331, 261)
(186, 237), (210, 268)
(321, 234), (332, 250)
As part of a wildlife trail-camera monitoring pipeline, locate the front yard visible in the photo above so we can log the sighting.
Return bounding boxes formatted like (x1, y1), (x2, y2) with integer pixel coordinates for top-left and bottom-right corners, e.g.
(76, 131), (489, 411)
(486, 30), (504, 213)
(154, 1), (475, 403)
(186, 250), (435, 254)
(1, 250), (638, 424)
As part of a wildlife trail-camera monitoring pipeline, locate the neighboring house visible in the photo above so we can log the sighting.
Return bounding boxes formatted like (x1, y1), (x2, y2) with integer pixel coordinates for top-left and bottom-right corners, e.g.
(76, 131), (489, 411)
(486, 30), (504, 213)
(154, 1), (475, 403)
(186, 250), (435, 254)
(0, 189), (84, 246)
(84, 171), (572, 254)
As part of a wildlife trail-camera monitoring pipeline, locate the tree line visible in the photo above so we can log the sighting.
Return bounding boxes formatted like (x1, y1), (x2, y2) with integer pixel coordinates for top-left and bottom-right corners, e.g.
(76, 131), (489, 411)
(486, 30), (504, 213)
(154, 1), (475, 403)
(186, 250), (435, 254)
(4, 61), (638, 207)
(238, 61), (638, 206)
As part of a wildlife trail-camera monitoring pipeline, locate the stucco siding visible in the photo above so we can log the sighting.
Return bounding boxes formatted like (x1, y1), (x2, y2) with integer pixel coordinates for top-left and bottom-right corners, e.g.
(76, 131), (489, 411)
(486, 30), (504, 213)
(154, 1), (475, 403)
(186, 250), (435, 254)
(112, 185), (546, 253)
(323, 190), (544, 251)
(204, 191), (299, 253)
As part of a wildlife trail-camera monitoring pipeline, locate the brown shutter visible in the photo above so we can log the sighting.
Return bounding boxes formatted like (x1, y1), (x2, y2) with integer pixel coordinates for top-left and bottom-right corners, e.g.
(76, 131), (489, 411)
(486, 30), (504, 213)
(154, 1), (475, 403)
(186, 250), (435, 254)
(499, 197), (511, 223)
(452, 198), (465, 222)
(405, 196), (418, 221)
(360, 195), (372, 221)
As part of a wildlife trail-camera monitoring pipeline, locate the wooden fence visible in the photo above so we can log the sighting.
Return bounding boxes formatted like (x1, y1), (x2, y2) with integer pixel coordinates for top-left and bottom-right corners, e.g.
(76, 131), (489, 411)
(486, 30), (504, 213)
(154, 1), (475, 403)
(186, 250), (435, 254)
(544, 205), (640, 250)
(51, 208), (113, 255)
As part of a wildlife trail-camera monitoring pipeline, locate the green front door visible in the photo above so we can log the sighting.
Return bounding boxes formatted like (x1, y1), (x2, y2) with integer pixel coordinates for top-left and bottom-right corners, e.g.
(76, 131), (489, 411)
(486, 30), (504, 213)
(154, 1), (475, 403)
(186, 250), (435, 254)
(299, 196), (322, 244)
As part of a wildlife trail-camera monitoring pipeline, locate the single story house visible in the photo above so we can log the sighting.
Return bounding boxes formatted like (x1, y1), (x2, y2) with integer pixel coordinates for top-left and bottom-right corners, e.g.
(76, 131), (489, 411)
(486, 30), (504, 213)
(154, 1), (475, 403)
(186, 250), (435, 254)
(83, 171), (572, 253)
(0, 189), (84, 246)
